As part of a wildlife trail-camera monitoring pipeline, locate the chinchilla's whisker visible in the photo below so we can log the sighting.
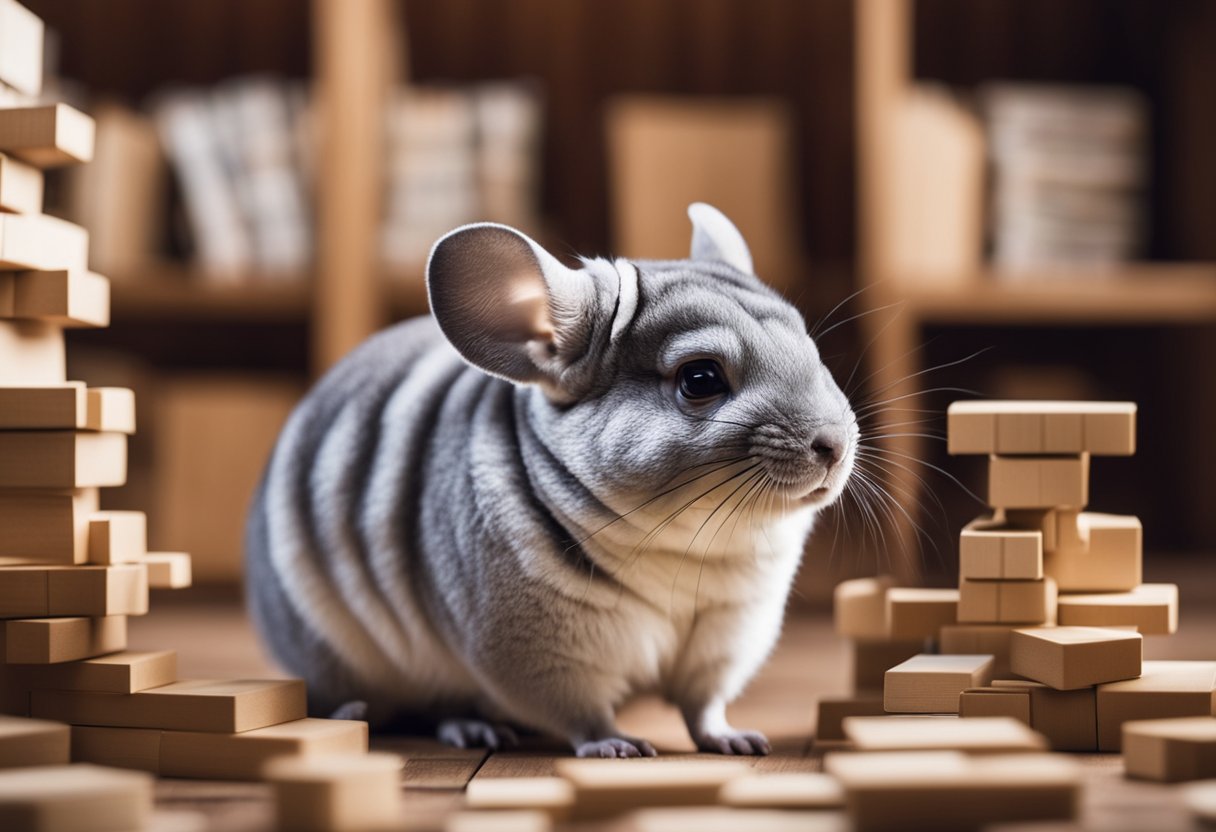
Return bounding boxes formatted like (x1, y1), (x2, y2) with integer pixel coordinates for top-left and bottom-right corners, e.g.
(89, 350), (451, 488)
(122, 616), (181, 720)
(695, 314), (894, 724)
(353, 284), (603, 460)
(854, 387), (983, 418)
(841, 302), (914, 398)
(809, 280), (878, 339)
(860, 432), (947, 443)
(682, 470), (765, 618)
(815, 297), (909, 344)
(857, 445), (985, 506)
(853, 458), (946, 570)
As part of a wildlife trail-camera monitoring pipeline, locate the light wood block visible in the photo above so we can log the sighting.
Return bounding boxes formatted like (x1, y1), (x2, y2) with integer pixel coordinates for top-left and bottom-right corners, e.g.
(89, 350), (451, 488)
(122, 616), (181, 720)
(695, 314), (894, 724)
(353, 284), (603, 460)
(446, 810), (551, 832)
(265, 752), (403, 832)
(0, 763), (153, 832)
(987, 454), (1089, 509)
(1122, 717), (1216, 782)
(825, 750), (1079, 832)
(959, 686), (1031, 725)
(86, 388), (135, 432)
(465, 776), (574, 820)
(0, 270), (110, 327)
(144, 552), (192, 589)
(1096, 661), (1216, 751)
(991, 679), (1098, 752)
(958, 576), (1057, 624)
(1010, 626), (1142, 690)
(0, 715), (69, 768)
(834, 575), (894, 639)
(718, 773), (844, 809)
(555, 759), (749, 819)
(0, 152), (41, 212)
(0, 487), (97, 565)
(1045, 513), (1142, 592)
(851, 639), (924, 696)
(0, 0), (43, 96)
(1004, 507), (1071, 551)
(885, 587), (957, 640)
(1185, 780), (1216, 824)
(939, 624), (1016, 677)
(0, 319), (63, 384)
(0, 431), (126, 488)
(959, 516), (1042, 579)
(948, 400), (1136, 456)
(884, 653), (995, 713)
(3, 616), (126, 664)
(88, 512), (147, 564)
(4, 650), (176, 694)
(0, 563), (148, 618)
(0, 103), (96, 167)
(815, 696), (886, 742)
(0, 213), (89, 270)
(1058, 583), (1179, 635)
(69, 725), (159, 774)
(0, 382), (85, 428)
(32, 678), (307, 734)
(843, 715), (1047, 753)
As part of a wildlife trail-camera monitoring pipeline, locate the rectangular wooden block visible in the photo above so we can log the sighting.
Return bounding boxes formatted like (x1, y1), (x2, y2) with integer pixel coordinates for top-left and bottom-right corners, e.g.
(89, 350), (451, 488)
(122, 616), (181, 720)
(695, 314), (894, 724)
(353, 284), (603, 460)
(465, 776), (575, 819)
(0, 715), (70, 768)
(959, 686), (1032, 724)
(3, 650), (176, 694)
(842, 715), (1048, 753)
(988, 454), (1089, 509)
(948, 400), (1136, 456)
(0, 488), (97, 565)
(718, 772), (845, 810)
(0, 270), (110, 328)
(3, 615), (126, 664)
(143, 552), (192, 589)
(958, 576), (1057, 624)
(0, 0), (44, 96)
(826, 750), (1079, 832)
(1045, 513), (1142, 592)
(447, 810), (552, 832)
(31, 678), (307, 733)
(834, 575), (894, 639)
(0, 564), (148, 619)
(0, 319), (63, 384)
(992, 679), (1098, 752)
(0, 213), (89, 270)
(0, 152), (41, 213)
(939, 624), (1016, 677)
(1058, 583), (1179, 635)
(87, 512), (147, 564)
(86, 388), (135, 433)
(0, 763), (153, 832)
(852, 638), (925, 696)
(815, 696), (886, 742)
(1010, 626), (1142, 690)
(0, 382), (86, 428)
(265, 753), (403, 831)
(959, 516), (1043, 579)
(0, 431), (126, 488)
(1122, 717), (1216, 782)
(884, 653), (995, 714)
(0, 103), (96, 167)
(554, 759), (749, 818)
(1095, 661), (1216, 751)
(885, 587), (958, 640)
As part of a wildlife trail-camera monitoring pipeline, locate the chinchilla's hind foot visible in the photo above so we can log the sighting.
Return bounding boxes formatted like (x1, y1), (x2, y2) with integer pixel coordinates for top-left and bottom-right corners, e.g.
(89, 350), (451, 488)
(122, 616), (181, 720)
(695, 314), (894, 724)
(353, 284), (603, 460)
(437, 718), (520, 750)
(329, 700), (370, 721)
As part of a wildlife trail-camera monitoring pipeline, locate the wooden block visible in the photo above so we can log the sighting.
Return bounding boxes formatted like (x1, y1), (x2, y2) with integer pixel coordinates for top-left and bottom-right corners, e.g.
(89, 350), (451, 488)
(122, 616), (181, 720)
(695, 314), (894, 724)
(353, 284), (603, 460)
(32, 678), (307, 733)
(959, 686), (1032, 725)
(958, 576), (1056, 624)
(948, 400), (1135, 456)
(884, 653), (995, 713)
(834, 575), (893, 639)
(464, 776), (574, 820)
(1004, 507), (1068, 551)
(0, 564), (148, 618)
(0, 763), (153, 832)
(0, 152), (41, 212)
(144, 552), (192, 589)
(3, 615), (126, 664)
(0, 103), (96, 167)
(0, 213), (89, 270)
(825, 750), (1079, 832)
(991, 679), (1098, 752)
(885, 587), (958, 640)
(0, 431), (126, 488)
(1, 270), (110, 328)
(0, 488), (97, 565)
(1122, 717), (1216, 782)
(1096, 661), (1216, 751)
(5, 650), (176, 694)
(0, 320), (63, 384)
(265, 752), (403, 832)
(0, 0), (43, 96)
(988, 454), (1089, 509)
(939, 624), (1016, 677)
(88, 511), (147, 564)
(69, 726), (160, 774)
(86, 388), (135, 432)
(0, 382), (85, 428)
(851, 639), (924, 696)
(1045, 513), (1142, 592)
(843, 715), (1047, 753)
(815, 696), (886, 742)
(1058, 583), (1179, 635)
(718, 772), (844, 809)
(0, 714), (70, 768)
(1010, 626), (1142, 690)
(446, 810), (551, 832)
(959, 516), (1043, 579)
(1185, 780), (1216, 824)
(554, 759), (749, 818)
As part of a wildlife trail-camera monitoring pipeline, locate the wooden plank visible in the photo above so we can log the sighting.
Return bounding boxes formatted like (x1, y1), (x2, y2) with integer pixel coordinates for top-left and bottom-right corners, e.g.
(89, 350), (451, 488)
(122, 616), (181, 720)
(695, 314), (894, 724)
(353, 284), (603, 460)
(0, 715), (69, 768)
(0, 270), (110, 328)
(0, 488), (97, 566)
(0, 431), (126, 488)
(0, 764), (153, 832)
(0, 152), (41, 213)
(0, 319), (63, 385)
(2, 615), (126, 664)
(948, 401), (1136, 456)
(0, 103), (95, 167)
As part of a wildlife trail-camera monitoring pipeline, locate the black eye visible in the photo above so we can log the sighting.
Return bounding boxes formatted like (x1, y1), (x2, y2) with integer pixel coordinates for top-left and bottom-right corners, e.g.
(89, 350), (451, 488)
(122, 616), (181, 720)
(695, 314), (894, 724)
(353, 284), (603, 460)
(678, 359), (729, 400)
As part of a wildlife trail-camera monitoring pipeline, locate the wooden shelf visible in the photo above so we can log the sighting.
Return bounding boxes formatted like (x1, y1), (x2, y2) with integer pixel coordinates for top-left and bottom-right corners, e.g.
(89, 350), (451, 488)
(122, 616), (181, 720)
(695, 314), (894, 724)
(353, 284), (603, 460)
(109, 275), (312, 322)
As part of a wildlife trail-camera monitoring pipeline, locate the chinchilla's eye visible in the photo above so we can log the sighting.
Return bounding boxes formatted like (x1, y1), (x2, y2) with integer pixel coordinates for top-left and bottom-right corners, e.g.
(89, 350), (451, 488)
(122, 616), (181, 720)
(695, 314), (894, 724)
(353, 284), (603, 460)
(677, 359), (729, 399)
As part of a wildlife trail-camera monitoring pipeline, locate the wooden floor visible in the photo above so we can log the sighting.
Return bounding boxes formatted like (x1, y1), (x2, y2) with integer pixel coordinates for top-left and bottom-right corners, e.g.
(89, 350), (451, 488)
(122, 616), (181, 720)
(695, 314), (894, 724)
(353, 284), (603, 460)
(128, 560), (1216, 832)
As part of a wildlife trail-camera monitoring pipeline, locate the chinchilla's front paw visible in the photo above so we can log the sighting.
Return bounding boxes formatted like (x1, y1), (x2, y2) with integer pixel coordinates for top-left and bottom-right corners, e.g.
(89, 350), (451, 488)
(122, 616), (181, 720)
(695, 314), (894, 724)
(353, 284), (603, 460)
(575, 736), (658, 758)
(437, 717), (520, 750)
(693, 728), (771, 756)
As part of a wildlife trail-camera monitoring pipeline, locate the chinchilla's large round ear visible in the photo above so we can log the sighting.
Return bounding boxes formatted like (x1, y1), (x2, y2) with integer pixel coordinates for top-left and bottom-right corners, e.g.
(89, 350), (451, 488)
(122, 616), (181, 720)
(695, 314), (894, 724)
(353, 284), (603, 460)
(688, 202), (754, 275)
(426, 223), (596, 388)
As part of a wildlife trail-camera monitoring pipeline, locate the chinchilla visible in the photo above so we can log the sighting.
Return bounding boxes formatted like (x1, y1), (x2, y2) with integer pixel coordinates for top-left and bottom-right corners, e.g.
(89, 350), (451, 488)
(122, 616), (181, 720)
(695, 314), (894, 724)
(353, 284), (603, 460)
(245, 203), (857, 757)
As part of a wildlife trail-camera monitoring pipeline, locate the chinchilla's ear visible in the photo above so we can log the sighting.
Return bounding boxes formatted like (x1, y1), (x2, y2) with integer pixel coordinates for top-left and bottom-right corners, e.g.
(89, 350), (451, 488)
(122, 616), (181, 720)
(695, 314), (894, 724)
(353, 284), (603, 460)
(426, 223), (597, 388)
(688, 202), (754, 275)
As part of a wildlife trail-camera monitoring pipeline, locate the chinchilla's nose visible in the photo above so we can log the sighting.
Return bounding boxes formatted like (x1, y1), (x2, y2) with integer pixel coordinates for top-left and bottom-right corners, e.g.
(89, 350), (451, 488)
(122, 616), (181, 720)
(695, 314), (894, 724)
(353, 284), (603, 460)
(810, 425), (847, 468)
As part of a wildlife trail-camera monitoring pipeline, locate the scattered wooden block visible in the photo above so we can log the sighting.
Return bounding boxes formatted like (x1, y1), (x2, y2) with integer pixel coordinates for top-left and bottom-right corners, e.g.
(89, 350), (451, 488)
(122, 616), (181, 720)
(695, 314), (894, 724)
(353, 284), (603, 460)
(958, 576), (1057, 624)
(1057, 583), (1179, 635)
(1096, 661), (1216, 751)
(884, 653), (995, 713)
(0, 382), (85, 429)
(885, 587), (958, 640)
(0, 0), (43, 96)
(0, 430), (126, 488)
(86, 387), (135, 433)
(0, 487), (97, 565)
(4, 650), (176, 694)
(627, 807), (833, 832)
(87, 512), (147, 565)
(144, 552), (192, 589)
(0, 714), (70, 768)
(947, 400), (1136, 456)
(0, 152), (41, 212)
(464, 776), (574, 820)
(32, 678), (307, 734)
(987, 454), (1089, 509)
(0, 213), (89, 270)
(959, 516), (1042, 580)
(718, 772), (844, 809)
(3, 615), (126, 664)
(265, 752), (403, 832)
(0, 763), (153, 832)
(1122, 717), (1216, 782)
(825, 750), (1079, 832)
(1010, 626), (1142, 690)
(446, 810), (551, 832)
(1041, 512), (1142, 592)
(0, 103), (96, 167)
(843, 715), (1047, 753)
(939, 624), (1016, 677)
(554, 759), (749, 819)
(991, 679), (1098, 752)
(834, 575), (893, 639)
(0, 563), (148, 618)
(0, 320), (63, 385)
(959, 686), (1031, 725)
(0, 270), (110, 328)
(852, 639), (924, 695)
(1185, 780), (1216, 824)
(815, 696), (886, 742)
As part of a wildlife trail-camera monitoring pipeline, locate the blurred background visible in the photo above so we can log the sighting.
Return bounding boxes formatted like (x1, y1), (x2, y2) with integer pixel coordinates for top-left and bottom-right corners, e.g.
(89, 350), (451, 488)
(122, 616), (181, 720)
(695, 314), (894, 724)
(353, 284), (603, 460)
(24, 0), (1216, 600)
